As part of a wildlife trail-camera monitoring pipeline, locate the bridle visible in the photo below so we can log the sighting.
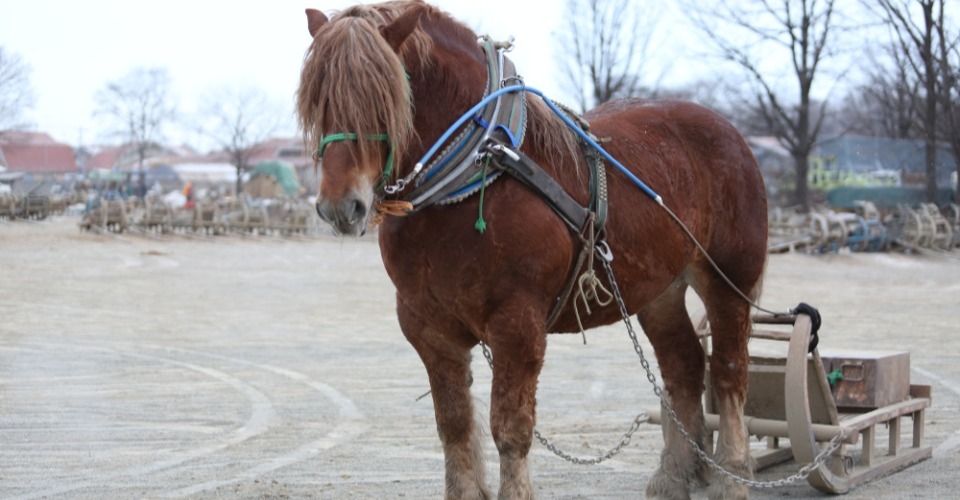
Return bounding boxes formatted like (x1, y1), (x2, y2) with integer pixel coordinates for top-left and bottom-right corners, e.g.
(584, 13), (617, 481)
(317, 132), (394, 192)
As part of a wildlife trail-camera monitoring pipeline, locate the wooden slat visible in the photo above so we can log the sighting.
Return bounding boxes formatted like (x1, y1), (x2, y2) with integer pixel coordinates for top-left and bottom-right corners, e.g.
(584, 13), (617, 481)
(646, 407), (859, 445)
(749, 329), (794, 341)
(838, 397), (932, 432)
(889, 417), (901, 456)
(862, 426), (875, 466)
(910, 384), (932, 399)
(752, 313), (799, 324)
(845, 447), (933, 490)
(913, 408), (925, 448)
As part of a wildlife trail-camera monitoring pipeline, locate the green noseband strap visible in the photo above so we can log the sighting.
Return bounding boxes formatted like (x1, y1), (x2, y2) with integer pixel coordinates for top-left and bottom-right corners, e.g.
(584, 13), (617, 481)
(318, 132), (394, 190)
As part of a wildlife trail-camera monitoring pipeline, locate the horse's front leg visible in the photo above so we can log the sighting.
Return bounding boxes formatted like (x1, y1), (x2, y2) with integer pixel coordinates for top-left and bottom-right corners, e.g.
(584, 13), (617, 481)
(398, 301), (491, 499)
(487, 306), (547, 500)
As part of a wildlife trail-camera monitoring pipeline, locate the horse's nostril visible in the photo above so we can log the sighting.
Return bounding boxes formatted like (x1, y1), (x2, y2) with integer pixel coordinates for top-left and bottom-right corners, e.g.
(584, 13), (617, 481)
(315, 201), (329, 221)
(315, 196), (367, 235)
(347, 199), (367, 223)
(337, 198), (365, 225)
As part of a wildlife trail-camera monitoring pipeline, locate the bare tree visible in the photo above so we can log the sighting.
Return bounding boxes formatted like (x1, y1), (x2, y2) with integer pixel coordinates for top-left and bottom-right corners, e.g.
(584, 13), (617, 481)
(95, 67), (176, 196)
(688, 0), (843, 211)
(871, 0), (948, 202)
(556, 0), (664, 111)
(933, 7), (960, 197)
(840, 44), (921, 139)
(197, 85), (286, 195)
(0, 47), (35, 134)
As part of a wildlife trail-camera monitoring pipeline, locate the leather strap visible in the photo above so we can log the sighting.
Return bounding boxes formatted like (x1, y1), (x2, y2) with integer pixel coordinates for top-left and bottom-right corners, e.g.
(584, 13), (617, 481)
(489, 146), (591, 234)
(489, 142), (613, 332)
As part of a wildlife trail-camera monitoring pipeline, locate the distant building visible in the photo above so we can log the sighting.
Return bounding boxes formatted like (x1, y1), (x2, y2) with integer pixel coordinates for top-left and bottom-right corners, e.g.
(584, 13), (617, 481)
(749, 134), (959, 207)
(140, 162), (237, 195)
(813, 135), (956, 189)
(0, 131), (78, 193)
(247, 138), (312, 169)
(247, 138), (316, 195)
(82, 143), (194, 172)
(244, 160), (304, 198)
(0, 131), (77, 175)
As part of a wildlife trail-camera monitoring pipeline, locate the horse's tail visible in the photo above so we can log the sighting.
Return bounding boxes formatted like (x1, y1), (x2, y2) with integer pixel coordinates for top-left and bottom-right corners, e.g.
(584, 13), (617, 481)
(749, 250), (768, 303)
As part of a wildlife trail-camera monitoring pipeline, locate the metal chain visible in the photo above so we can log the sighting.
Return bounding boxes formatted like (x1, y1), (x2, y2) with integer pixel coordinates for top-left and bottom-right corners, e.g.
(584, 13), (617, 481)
(534, 414), (649, 465)
(478, 248), (846, 488)
(596, 256), (846, 488)
(479, 342), (649, 465)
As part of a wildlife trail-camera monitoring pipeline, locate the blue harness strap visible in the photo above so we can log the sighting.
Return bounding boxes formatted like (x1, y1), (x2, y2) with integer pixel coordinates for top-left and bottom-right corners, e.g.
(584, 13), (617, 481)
(392, 37), (526, 209)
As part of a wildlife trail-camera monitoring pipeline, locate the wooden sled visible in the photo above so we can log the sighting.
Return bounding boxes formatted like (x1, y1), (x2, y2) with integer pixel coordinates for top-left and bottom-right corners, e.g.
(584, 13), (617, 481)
(647, 312), (932, 494)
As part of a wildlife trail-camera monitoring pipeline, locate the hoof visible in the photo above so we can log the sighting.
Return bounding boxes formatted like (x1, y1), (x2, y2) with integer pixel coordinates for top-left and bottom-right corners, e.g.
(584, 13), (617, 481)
(646, 467), (692, 500)
(445, 482), (492, 500)
(706, 480), (749, 500)
(706, 461), (752, 500)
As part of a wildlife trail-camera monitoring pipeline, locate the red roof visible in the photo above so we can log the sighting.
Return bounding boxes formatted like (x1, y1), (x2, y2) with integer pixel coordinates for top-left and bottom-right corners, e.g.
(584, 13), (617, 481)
(85, 146), (126, 170)
(85, 143), (206, 171)
(0, 132), (77, 174)
(248, 137), (312, 168)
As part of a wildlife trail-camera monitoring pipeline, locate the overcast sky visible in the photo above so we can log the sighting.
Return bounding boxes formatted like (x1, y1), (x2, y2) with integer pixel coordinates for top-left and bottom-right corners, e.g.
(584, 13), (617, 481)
(1, 1), (702, 148)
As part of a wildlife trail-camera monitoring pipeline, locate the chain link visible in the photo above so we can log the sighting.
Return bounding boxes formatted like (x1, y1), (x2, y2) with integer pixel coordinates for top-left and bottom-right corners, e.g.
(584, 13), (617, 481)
(479, 341), (649, 465)
(477, 248), (846, 489)
(597, 256), (845, 488)
(533, 413), (650, 465)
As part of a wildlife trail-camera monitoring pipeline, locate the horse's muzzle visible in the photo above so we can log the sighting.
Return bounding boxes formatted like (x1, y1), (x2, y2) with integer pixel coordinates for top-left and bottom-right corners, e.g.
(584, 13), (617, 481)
(315, 196), (368, 236)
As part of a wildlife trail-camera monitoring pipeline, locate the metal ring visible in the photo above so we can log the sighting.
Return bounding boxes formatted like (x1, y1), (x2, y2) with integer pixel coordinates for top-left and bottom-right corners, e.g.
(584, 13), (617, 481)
(596, 240), (613, 262)
(384, 179), (405, 195)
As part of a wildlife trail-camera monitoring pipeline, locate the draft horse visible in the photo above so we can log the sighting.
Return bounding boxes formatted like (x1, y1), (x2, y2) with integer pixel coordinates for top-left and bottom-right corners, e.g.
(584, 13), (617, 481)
(297, 2), (767, 498)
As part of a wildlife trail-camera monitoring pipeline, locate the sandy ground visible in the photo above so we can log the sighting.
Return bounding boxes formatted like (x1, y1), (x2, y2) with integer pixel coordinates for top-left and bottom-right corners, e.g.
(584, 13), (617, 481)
(1, 216), (959, 499)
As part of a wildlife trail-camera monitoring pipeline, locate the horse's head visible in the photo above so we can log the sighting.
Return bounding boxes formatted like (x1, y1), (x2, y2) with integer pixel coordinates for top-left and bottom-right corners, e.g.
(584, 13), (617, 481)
(296, 3), (431, 236)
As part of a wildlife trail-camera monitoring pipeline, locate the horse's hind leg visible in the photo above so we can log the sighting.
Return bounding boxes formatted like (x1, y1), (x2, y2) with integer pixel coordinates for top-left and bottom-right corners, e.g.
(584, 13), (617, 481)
(638, 278), (708, 499)
(398, 302), (491, 499)
(694, 273), (756, 500)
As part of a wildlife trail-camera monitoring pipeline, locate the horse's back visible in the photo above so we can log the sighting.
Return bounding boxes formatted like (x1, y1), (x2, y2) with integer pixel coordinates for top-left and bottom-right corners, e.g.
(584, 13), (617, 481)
(583, 98), (767, 287)
(585, 97), (766, 221)
(585, 98), (758, 177)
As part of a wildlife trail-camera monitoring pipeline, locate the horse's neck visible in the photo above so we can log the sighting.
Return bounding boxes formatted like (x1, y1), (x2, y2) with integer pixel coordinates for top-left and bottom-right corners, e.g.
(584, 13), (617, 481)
(399, 55), (487, 174)
(395, 34), (585, 202)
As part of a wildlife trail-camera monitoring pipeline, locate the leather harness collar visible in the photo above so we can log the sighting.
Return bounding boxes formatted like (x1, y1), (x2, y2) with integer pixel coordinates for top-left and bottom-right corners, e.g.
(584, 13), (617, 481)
(394, 37), (526, 210)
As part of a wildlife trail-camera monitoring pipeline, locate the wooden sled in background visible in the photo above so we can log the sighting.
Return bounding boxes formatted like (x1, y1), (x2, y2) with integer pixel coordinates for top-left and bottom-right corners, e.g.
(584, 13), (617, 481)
(647, 312), (933, 494)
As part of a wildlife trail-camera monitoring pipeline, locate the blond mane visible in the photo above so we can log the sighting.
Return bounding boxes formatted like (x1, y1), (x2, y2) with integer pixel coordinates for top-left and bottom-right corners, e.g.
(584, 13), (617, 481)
(296, 0), (583, 186)
(296, 2), (433, 171)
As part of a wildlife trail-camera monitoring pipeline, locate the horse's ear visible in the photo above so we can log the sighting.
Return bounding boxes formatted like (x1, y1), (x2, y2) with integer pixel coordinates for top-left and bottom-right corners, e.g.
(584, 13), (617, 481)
(380, 4), (428, 53)
(306, 8), (329, 38)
